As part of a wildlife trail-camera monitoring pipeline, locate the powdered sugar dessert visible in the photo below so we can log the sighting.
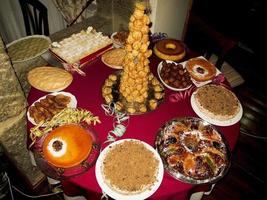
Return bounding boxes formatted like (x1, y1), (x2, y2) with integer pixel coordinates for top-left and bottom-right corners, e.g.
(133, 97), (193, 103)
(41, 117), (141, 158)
(51, 26), (112, 64)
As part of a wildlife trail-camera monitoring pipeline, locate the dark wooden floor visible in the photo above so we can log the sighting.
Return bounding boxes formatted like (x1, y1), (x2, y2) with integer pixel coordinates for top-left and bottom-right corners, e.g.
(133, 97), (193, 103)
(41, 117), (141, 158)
(202, 65), (267, 200)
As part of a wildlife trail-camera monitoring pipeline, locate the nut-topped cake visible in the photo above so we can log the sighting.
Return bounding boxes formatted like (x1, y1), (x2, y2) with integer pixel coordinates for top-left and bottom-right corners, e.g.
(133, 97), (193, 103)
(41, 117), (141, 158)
(50, 26), (112, 64)
(102, 140), (160, 194)
(194, 84), (241, 120)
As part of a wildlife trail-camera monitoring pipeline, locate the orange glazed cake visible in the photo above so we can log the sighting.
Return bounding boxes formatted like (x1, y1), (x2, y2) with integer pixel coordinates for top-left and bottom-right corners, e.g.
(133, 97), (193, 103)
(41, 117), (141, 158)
(42, 124), (92, 168)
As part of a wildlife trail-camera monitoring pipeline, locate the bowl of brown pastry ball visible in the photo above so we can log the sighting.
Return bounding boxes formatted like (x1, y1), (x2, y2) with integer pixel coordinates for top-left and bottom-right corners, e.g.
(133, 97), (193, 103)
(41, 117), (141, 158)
(157, 60), (192, 91)
(111, 31), (129, 48)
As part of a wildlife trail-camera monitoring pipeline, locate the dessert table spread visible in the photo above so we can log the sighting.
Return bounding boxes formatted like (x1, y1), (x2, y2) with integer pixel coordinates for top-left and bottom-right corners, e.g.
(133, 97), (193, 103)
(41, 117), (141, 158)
(27, 53), (240, 199)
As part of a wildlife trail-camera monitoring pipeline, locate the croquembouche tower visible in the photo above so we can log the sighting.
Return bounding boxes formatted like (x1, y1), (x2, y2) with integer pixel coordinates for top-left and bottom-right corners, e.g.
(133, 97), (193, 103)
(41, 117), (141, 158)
(119, 2), (151, 104)
(102, 2), (164, 114)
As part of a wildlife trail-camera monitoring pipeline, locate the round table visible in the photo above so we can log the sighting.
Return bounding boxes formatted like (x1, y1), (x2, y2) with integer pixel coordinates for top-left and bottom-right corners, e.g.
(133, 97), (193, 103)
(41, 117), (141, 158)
(27, 54), (240, 200)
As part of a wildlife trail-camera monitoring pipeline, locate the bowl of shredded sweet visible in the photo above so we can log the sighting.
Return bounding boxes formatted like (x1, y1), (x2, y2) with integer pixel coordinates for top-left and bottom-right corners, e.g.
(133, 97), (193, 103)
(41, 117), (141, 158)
(6, 35), (51, 63)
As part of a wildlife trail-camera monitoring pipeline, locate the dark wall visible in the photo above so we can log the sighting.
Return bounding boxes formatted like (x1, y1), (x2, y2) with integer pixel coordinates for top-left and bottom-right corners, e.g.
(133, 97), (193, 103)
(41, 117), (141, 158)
(191, 0), (266, 55)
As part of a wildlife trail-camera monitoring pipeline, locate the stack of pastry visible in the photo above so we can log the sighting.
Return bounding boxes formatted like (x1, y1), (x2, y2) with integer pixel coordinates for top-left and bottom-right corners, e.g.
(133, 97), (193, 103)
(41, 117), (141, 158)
(119, 2), (151, 104)
(119, 3), (152, 113)
(102, 2), (164, 114)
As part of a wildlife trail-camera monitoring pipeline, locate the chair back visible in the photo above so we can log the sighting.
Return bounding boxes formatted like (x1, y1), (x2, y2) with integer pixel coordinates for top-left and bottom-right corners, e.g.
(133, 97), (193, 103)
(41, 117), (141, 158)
(185, 12), (236, 69)
(18, 0), (49, 36)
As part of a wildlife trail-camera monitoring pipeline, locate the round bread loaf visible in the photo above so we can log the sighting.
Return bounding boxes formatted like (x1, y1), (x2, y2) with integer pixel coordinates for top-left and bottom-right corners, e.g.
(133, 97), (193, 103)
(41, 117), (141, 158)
(153, 39), (186, 61)
(27, 66), (73, 92)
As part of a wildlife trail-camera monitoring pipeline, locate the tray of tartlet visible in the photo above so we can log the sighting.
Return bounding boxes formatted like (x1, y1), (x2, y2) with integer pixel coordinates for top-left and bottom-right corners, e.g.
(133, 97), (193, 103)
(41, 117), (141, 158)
(155, 117), (231, 184)
(50, 26), (113, 65)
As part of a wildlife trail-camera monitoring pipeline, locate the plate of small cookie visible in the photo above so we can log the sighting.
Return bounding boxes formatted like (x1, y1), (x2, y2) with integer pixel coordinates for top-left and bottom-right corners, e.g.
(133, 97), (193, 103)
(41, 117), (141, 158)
(27, 91), (77, 126)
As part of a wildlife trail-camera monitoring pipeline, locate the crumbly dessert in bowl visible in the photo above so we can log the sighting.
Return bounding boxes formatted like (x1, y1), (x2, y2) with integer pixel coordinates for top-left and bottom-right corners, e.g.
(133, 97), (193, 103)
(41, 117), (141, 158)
(98, 139), (163, 197)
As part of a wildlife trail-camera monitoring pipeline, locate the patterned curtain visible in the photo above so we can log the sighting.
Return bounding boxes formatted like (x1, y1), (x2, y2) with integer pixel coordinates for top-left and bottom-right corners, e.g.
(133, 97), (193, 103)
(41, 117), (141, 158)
(52, 0), (96, 26)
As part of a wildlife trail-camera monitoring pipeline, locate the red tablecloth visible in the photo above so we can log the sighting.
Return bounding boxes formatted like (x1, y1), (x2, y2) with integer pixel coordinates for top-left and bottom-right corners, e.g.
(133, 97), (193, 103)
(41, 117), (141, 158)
(27, 54), (240, 200)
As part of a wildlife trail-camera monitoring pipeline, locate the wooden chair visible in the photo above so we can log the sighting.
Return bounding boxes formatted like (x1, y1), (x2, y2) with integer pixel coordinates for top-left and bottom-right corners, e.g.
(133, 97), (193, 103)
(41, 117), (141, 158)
(18, 0), (49, 36)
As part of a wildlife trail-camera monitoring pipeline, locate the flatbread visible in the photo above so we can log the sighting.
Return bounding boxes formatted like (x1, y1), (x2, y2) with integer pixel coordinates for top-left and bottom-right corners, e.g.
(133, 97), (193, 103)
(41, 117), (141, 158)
(27, 66), (73, 92)
(194, 84), (240, 120)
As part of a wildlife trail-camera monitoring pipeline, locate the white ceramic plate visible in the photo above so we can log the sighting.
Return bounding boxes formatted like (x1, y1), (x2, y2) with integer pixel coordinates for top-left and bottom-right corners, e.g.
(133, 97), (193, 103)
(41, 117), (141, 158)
(95, 139), (164, 200)
(27, 91), (77, 126)
(190, 90), (243, 126)
(157, 60), (192, 91)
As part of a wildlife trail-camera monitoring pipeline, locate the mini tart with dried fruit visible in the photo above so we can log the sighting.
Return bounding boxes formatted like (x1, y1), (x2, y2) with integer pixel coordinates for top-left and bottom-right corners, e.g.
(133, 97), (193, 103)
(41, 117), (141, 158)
(156, 117), (230, 181)
(186, 57), (216, 82)
(194, 84), (240, 120)
(43, 124), (93, 168)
